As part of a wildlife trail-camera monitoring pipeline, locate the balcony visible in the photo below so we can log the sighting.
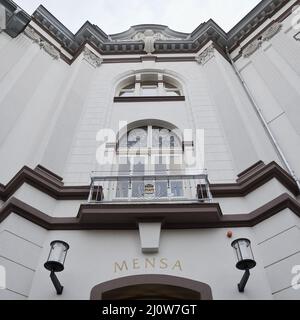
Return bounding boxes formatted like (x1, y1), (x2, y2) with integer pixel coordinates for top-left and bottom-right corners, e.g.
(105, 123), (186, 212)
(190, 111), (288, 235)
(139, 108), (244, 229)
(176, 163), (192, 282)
(88, 171), (212, 204)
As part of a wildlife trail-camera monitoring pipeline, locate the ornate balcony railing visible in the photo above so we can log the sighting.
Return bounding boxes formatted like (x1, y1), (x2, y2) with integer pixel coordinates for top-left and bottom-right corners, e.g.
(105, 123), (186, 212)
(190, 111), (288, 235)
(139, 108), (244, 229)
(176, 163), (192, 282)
(88, 171), (212, 204)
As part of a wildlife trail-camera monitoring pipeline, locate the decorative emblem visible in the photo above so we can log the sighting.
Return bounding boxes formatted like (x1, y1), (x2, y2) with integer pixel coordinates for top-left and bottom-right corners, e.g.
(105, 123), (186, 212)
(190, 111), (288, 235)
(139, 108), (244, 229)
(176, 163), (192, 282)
(243, 39), (262, 58)
(134, 29), (157, 54)
(83, 48), (103, 68)
(243, 22), (283, 58)
(195, 45), (215, 65)
(24, 26), (61, 60)
(131, 29), (183, 54)
(24, 26), (41, 43)
(261, 22), (282, 41)
(144, 184), (155, 195)
(39, 40), (60, 59)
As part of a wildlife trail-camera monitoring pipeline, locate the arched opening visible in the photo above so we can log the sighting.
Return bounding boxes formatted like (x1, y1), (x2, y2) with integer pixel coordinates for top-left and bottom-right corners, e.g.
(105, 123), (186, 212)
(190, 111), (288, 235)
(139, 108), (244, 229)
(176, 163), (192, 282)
(90, 275), (213, 300)
(89, 118), (210, 203)
(115, 120), (185, 201)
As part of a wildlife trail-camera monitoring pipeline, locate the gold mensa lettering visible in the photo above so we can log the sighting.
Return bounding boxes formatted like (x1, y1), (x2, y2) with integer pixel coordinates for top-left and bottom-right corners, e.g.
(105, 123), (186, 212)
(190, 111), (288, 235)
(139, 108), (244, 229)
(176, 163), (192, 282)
(114, 261), (128, 273)
(160, 258), (168, 269)
(145, 258), (156, 269)
(172, 260), (183, 271)
(133, 259), (141, 270)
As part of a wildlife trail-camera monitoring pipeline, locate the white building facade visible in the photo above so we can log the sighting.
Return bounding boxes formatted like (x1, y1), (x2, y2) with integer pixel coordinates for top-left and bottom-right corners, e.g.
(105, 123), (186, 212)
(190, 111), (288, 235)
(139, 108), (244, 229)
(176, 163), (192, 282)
(0, 0), (300, 300)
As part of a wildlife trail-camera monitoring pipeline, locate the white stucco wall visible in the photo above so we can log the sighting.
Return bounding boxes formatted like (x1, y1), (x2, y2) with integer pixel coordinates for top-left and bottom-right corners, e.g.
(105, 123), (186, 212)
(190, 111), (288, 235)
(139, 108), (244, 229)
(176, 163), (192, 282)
(0, 0), (300, 301)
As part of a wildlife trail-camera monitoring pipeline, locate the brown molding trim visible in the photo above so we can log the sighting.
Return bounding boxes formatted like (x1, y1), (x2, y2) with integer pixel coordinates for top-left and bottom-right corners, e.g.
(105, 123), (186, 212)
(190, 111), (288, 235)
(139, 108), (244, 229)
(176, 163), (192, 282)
(102, 56), (197, 64)
(35, 165), (64, 182)
(90, 275), (213, 300)
(210, 161), (299, 197)
(0, 161), (298, 202)
(237, 160), (265, 178)
(0, 166), (90, 201)
(1, 193), (299, 230)
(113, 96), (186, 103)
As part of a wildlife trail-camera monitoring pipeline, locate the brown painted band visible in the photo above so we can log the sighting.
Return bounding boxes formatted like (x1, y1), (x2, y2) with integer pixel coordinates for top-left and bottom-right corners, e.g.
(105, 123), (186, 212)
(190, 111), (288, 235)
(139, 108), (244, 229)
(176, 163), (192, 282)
(113, 96), (186, 102)
(1, 193), (299, 230)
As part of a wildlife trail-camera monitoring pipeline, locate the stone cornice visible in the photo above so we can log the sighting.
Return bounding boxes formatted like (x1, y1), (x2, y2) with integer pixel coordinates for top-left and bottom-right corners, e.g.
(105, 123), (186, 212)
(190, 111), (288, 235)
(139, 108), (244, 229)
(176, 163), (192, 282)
(0, 0), (293, 59)
(0, 0), (30, 37)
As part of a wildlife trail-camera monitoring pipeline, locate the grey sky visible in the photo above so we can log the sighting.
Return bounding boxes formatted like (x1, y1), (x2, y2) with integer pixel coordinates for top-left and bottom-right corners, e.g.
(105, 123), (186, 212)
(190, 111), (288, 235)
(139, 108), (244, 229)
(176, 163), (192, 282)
(17, 0), (261, 35)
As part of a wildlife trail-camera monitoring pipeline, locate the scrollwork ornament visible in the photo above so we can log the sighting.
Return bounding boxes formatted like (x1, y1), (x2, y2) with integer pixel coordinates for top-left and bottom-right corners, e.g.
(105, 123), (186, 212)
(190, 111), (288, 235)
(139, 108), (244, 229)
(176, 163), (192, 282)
(83, 48), (103, 67)
(195, 45), (215, 65)
(261, 22), (282, 41)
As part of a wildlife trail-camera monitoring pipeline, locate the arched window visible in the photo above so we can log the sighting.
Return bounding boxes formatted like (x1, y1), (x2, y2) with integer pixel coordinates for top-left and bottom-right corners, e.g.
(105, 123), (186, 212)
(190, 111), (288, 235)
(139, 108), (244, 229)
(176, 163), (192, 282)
(89, 122), (210, 203)
(116, 125), (184, 200)
(116, 73), (183, 98)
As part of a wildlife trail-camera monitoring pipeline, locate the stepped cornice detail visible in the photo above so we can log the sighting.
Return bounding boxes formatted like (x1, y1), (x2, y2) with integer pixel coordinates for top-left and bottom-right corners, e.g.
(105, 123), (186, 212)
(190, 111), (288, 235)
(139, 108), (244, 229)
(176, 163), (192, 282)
(0, 0), (293, 58)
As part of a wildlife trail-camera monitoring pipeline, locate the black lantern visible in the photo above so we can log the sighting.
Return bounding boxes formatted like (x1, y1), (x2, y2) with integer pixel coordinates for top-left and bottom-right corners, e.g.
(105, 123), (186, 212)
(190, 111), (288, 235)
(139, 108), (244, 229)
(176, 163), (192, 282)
(231, 238), (256, 292)
(44, 241), (70, 295)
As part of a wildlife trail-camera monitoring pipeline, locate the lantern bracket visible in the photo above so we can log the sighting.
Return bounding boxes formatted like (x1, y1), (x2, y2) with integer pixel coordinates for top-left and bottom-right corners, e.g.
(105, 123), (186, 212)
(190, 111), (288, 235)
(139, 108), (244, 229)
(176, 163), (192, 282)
(238, 269), (250, 293)
(50, 270), (64, 295)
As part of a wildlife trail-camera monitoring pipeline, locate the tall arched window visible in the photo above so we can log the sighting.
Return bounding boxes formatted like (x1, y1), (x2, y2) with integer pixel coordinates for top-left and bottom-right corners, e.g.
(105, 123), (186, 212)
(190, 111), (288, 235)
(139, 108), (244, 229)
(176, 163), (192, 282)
(116, 125), (185, 199)
(89, 123), (211, 203)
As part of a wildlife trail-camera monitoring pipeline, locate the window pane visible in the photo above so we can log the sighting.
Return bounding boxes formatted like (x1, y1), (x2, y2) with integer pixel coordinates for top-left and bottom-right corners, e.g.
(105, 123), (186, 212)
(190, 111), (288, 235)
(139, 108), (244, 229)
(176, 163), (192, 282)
(165, 90), (180, 96)
(141, 86), (158, 96)
(119, 90), (135, 97)
(164, 83), (177, 89)
(155, 181), (168, 198)
(152, 128), (181, 148)
(116, 162), (130, 198)
(118, 163), (130, 175)
(132, 181), (144, 198)
(128, 128), (148, 148)
(133, 156), (145, 174)
(171, 181), (184, 197)
(155, 163), (167, 173)
(123, 83), (135, 89)
(116, 181), (129, 198)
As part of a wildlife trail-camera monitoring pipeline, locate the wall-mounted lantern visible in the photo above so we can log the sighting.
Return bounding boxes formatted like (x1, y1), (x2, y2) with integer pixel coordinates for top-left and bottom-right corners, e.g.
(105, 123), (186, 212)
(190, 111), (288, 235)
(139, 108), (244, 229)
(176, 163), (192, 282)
(231, 238), (256, 292)
(44, 241), (70, 295)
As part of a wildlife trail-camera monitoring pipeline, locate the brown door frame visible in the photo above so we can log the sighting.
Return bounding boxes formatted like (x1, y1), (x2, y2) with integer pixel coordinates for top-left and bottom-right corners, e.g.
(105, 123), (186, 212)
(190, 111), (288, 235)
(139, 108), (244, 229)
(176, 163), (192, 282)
(90, 274), (213, 300)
